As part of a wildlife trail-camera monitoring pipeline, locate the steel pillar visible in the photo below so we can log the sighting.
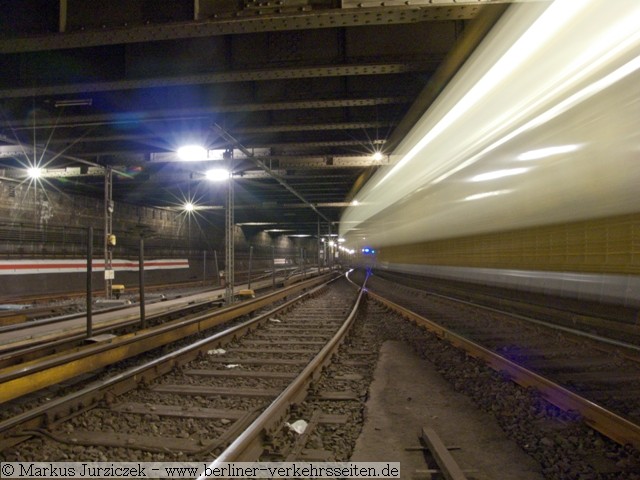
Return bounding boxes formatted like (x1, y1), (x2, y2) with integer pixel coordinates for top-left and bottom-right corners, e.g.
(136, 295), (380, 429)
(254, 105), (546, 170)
(104, 167), (113, 298)
(225, 156), (235, 305)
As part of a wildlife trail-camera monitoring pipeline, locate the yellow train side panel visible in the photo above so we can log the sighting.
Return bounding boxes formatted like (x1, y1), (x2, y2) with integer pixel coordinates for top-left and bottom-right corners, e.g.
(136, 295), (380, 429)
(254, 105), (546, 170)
(378, 213), (640, 275)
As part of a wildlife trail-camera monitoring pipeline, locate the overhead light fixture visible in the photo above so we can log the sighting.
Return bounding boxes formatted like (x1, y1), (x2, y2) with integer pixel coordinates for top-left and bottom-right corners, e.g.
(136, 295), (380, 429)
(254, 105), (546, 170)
(372, 151), (384, 161)
(183, 202), (195, 212)
(178, 145), (208, 161)
(27, 167), (42, 179)
(205, 168), (230, 181)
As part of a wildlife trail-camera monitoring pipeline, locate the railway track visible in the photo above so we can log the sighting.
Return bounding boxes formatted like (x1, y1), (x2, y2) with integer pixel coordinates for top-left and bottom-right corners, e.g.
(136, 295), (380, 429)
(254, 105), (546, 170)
(0, 268), (308, 334)
(362, 271), (640, 451)
(376, 270), (640, 345)
(0, 269), (317, 363)
(4, 270), (640, 478)
(0, 267), (303, 328)
(0, 273), (334, 411)
(1, 275), (365, 462)
(0, 280), (211, 327)
(0, 295), (225, 368)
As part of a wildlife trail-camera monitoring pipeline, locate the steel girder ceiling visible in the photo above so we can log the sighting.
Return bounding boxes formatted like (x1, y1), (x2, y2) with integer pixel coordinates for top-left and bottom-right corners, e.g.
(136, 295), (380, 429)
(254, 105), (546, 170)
(0, 0), (508, 235)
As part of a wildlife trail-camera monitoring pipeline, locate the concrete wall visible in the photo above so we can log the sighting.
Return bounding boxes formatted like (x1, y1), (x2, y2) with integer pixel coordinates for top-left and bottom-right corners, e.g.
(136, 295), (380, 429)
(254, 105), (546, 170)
(0, 179), (322, 298)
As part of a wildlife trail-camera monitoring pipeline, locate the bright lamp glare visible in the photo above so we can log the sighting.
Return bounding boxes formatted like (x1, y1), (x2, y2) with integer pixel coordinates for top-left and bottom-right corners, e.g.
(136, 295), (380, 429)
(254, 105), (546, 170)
(205, 168), (230, 181)
(184, 202), (195, 212)
(27, 167), (42, 179)
(372, 151), (384, 161)
(177, 145), (207, 161)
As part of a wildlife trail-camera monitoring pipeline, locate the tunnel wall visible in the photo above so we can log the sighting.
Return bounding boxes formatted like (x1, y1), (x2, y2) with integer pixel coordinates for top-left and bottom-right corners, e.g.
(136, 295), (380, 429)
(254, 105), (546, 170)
(0, 180), (320, 299)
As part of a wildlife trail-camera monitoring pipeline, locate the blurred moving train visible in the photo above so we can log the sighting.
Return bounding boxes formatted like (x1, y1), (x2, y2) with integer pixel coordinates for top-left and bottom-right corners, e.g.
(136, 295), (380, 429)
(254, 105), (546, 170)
(339, 0), (640, 308)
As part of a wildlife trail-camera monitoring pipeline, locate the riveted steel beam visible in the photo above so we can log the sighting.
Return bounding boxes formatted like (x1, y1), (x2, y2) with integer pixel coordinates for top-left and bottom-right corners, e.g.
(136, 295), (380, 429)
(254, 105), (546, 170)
(234, 121), (396, 134)
(279, 155), (389, 168)
(258, 139), (385, 149)
(0, 61), (436, 99)
(0, 6), (482, 54)
(190, 201), (353, 210)
(213, 124), (332, 223)
(341, 0), (530, 7)
(1, 165), (105, 178)
(386, 3), (509, 151)
(144, 153), (387, 168)
(68, 139), (387, 158)
(0, 145), (27, 159)
(0, 141), (118, 172)
(4, 97), (410, 129)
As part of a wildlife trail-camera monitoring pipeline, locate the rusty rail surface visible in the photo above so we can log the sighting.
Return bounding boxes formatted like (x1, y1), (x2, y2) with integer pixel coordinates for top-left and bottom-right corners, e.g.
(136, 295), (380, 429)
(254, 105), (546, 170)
(0, 273), (336, 405)
(0, 275), (344, 451)
(367, 290), (640, 451)
(198, 275), (367, 471)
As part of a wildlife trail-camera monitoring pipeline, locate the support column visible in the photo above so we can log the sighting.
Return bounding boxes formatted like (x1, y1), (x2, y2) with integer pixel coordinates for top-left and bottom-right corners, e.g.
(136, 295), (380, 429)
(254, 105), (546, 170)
(317, 217), (321, 273)
(104, 167), (113, 299)
(86, 226), (93, 338)
(272, 245), (276, 290)
(248, 245), (253, 290)
(328, 221), (333, 268)
(225, 156), (235, 305)
(139, 236), (146, 328)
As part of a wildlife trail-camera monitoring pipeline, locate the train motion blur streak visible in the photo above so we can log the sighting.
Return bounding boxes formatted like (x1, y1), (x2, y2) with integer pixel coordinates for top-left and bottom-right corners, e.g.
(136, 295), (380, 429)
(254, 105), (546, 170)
(339, 0), (640, 307)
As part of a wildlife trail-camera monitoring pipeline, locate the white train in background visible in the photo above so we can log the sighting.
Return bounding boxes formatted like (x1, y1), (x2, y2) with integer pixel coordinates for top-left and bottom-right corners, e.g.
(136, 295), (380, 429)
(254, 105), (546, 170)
(339, 0), (640, 308)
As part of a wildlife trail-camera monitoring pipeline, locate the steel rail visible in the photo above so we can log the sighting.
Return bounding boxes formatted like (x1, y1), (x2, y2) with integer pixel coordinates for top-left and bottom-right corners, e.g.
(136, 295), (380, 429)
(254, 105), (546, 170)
(0, 265), (300, 310)
(0, 268), (304, 353)
(422, 288), (640, 354)
(0, 270), (320, 368)
(0, 296), (227, 371)
(366, 290), (640, 451)
(199, 274), (367, 471)
(0, 273), (336, 405)
(0, 276), (339, 450)
(0, 306), (122, 334)
(0, 267), (300, 332)
(377, 271), (640, 354)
